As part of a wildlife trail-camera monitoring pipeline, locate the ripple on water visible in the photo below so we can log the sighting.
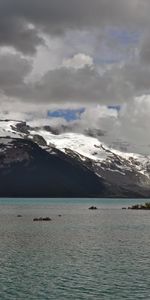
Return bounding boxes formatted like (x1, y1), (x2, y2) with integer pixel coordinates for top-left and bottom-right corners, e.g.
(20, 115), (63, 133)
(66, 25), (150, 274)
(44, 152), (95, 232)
(0, 203), (149, 299)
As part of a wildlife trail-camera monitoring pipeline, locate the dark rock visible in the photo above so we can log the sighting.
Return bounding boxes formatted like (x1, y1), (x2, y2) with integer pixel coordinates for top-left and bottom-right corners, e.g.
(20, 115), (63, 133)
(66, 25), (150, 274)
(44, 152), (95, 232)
(17, 214), (22, 217)
(33, 218), (39, 221)
(11, 122), (31, 135)
(32, 134), (47, 146)
(43, 126), (59, 135)
(89, 206), (98, 210)
(128, 202), (150, 210)
(33, 217), (52, 221)
(42, 217), (52, 221)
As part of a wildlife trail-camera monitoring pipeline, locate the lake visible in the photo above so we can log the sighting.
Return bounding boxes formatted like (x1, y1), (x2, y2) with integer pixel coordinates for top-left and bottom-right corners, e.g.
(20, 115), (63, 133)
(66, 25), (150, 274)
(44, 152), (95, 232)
(0, 198), (149, 299)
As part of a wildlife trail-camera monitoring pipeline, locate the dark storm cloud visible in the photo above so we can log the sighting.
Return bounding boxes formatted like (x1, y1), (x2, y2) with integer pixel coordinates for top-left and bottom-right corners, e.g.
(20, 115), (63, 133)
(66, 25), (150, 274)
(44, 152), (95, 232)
(0, 53), (32, 91)
(35, 66), (131, 103)
(122, 64), (150, 92)
(139, 35), (150, 64)
(4, 61), (150, 104)
(34, 64), (150, 103)
(0, 18), (44, 54)
(0, 0), (150, 105)
(0, 0), (149, 53)
(1, 65), (136, 103)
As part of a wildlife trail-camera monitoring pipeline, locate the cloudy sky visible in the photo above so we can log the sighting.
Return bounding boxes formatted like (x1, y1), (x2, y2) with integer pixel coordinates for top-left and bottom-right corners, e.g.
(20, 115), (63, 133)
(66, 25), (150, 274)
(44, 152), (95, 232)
(1, 0), (150, 153)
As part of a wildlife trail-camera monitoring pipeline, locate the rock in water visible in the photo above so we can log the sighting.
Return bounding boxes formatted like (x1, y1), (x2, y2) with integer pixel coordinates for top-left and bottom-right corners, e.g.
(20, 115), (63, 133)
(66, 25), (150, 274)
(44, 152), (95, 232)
(33, 217), (52, 221)
(89, 206), (98, 210)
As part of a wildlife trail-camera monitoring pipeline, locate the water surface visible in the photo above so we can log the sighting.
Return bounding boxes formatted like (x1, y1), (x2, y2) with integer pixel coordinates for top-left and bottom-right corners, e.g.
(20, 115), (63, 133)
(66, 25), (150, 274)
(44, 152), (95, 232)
(0, 198), (149, 299)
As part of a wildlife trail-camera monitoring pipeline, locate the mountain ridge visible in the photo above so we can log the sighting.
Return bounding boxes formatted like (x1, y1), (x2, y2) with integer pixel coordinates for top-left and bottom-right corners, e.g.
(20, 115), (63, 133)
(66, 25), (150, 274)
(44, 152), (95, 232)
(0, 119), (150, 197)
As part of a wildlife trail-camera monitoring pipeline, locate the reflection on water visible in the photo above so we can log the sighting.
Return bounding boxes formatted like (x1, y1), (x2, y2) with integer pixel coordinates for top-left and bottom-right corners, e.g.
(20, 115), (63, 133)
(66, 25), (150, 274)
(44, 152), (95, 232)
(0, 199), (149, 299)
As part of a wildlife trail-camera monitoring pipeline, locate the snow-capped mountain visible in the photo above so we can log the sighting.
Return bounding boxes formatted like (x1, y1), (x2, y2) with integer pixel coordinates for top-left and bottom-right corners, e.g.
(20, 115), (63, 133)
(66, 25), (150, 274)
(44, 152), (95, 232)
(0, 119), (150, 197)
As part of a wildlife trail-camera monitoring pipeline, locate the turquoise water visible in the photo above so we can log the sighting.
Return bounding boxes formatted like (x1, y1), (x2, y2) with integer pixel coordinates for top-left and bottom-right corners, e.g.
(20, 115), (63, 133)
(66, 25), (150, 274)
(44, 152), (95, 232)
(0, 198), (149, 299)
(0, 197), (148, 206)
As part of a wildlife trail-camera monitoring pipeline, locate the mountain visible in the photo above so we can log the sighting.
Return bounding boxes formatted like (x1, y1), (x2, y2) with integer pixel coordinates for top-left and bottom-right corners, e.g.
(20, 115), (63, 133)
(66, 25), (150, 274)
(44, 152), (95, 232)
(0, 119), (150, 197)
(0, 137), (110, 197)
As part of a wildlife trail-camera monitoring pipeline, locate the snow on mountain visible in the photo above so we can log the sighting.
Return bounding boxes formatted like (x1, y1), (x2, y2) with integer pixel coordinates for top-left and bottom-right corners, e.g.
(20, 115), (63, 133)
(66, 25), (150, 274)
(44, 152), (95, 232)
(0, 119), (150, 182)
(30, 130), (108, 161)
(0, 120), (22, 138)
(28, 129), (150, 178)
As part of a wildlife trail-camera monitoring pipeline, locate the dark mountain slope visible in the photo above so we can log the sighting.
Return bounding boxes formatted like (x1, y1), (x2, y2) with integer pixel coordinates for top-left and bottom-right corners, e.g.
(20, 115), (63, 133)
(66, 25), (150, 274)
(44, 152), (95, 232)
(0, 137), (149, 198)
(0, 138), (109, 197)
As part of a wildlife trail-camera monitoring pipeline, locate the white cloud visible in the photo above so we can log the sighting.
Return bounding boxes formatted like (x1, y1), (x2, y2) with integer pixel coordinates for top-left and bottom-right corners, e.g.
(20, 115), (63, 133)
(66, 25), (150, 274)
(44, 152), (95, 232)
(118, 95), (150, 145)
(78, 96), (150, 154)
(0, 0), (150, 155)
(62, 53), (93, 69)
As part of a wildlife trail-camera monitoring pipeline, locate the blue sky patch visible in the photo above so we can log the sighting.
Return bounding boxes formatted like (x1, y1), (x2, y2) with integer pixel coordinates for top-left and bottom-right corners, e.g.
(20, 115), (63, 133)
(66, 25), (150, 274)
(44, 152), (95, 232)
(109, 28), (139, 45)
(48, 106), (120, 121)
(48, 108), (85, 121)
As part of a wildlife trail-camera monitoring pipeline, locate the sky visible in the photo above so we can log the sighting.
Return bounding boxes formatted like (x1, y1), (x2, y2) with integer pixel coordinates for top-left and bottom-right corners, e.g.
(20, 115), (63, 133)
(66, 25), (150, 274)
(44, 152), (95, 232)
(1, 0), (150, 153)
